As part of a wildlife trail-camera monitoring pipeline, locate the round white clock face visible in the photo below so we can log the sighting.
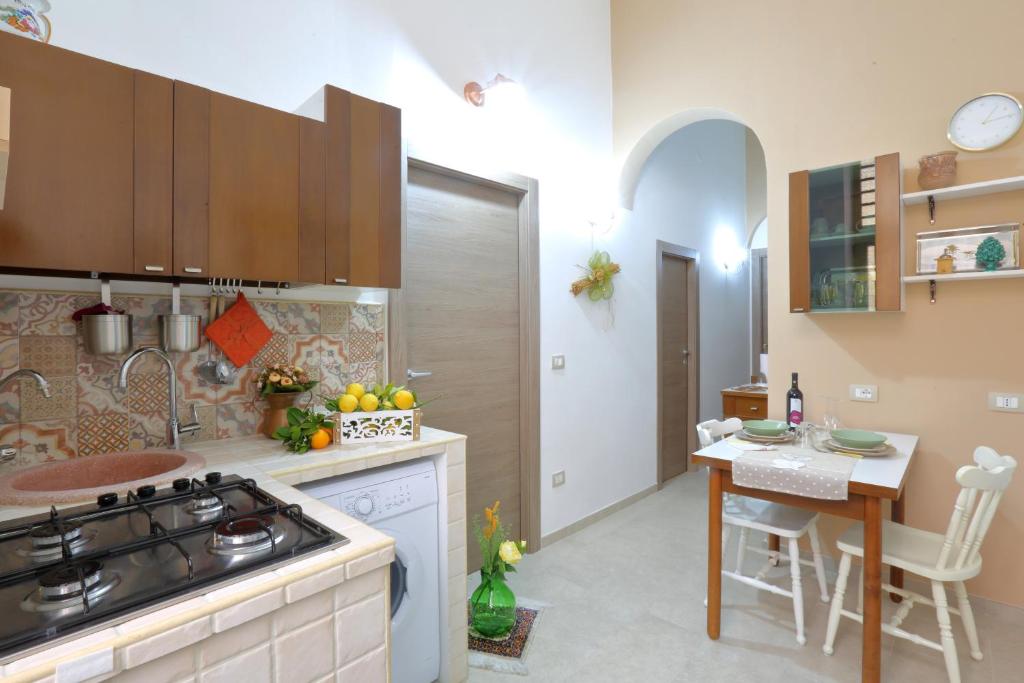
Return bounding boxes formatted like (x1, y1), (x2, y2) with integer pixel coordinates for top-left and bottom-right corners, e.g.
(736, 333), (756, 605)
(948, 93), (1024, 151)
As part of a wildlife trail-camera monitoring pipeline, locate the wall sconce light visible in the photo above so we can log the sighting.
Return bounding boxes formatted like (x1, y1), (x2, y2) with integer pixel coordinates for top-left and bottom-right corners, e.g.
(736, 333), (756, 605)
(713, 225), (747, 273)
(464, 74), (523, 107)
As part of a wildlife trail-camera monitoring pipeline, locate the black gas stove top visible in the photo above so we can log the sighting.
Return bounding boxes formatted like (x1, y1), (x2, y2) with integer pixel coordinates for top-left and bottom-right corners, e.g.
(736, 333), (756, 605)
(0, 472), (347, 661)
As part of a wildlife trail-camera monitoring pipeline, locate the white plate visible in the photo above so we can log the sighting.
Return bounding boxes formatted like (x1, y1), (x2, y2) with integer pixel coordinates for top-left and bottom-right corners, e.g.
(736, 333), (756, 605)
(737, 430), (795, 444)
(824, 439), (895, 457)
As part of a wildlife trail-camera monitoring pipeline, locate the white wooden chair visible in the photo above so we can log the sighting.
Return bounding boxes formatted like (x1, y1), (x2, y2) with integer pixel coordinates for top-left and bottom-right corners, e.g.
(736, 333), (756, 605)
(698, 418), (830, 645)
(823, 446), (1018, 683)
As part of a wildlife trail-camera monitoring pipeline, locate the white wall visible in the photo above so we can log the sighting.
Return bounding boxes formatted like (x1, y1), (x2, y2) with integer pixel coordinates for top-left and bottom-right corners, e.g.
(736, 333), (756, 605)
(40, 0), (617, 538)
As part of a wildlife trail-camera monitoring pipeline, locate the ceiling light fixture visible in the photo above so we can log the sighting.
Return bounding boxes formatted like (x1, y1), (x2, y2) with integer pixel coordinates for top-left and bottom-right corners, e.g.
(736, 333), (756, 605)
(463, 73), (522, 107)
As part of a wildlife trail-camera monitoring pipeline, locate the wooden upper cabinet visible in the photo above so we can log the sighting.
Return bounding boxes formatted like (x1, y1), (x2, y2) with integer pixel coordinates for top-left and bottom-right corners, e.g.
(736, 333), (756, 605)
(298, 117), (326, 284)
(788, 153), (902, 313)
(133, 71), (174, 275)
(173, 85), (302, 282)
(325, 86), (402, 288)
(0, 32), (135, 273)
(208, 92), (299, 283)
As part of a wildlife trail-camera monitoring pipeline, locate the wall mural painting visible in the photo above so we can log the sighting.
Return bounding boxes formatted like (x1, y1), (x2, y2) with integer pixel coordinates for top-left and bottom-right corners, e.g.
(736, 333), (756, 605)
(1, 0), (51, 43)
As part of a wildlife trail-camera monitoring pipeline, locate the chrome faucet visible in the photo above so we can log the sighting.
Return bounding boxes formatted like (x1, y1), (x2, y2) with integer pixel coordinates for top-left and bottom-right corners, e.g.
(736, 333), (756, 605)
(0, 368), (51, 398)
(118, 347), (201, 449)
(0, 369), (51, 463)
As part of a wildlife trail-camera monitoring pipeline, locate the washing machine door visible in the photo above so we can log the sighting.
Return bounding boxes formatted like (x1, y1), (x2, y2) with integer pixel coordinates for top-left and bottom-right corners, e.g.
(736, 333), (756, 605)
(378, 524), (440, 683)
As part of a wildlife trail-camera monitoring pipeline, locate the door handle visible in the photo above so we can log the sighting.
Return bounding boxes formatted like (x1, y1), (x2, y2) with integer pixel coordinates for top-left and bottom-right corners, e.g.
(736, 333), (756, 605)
(407, 369), (432, 380)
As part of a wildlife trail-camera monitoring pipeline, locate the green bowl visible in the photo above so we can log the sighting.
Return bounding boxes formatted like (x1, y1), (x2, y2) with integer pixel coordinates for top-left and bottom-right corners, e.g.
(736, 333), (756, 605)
(742, 420), (789, 437)
(831, 429), (887, 449)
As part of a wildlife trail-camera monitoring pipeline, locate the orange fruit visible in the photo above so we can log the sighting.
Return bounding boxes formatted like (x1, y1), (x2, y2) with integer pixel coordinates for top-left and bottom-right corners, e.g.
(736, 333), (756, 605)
(310, 428), (332, 450)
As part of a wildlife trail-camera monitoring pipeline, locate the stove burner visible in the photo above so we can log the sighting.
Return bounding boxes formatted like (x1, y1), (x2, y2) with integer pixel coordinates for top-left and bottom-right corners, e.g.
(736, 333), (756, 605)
(22, 560), (120, 614)
(21, 520), (93, 561)
(209, 515), (283, 556)
(187, 490), (225, 516)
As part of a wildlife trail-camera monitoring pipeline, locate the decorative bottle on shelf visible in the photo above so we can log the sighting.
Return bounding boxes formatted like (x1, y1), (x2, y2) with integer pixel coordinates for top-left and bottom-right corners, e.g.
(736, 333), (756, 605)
(786, 372), (804, 429)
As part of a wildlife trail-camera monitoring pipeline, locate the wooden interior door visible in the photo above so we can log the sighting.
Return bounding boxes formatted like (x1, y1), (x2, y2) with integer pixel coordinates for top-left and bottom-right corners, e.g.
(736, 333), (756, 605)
(208, 93), (299, 282)
(0, 32), (134, 273)
(404, 165), (521, 565)
(659, 251), (694, 482)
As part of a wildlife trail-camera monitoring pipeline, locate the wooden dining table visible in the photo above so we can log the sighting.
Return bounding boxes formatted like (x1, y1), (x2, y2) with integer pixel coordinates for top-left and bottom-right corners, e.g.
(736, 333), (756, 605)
(693, 431), (918, 683)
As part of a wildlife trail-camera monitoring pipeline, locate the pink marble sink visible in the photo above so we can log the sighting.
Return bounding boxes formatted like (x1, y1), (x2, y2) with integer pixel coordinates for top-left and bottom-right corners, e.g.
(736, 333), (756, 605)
(0, 450), (206, 505)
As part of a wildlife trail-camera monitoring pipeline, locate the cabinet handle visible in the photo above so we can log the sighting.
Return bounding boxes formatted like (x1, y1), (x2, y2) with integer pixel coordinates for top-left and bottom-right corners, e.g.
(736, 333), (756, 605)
(334, 278), (348, 285)
(749, 406), (759, 411)
(183, 267), (203, 274)
(792, 307), (805, 312)
(143, 265), (165, 272)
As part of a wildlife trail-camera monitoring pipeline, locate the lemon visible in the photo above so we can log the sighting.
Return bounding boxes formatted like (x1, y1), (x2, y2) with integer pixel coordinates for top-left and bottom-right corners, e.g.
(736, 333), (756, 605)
(337, 394), (359, 413)
(393, 389), (415, 410)
(346, 383), (366, 399)
(359, 393), (379, 412)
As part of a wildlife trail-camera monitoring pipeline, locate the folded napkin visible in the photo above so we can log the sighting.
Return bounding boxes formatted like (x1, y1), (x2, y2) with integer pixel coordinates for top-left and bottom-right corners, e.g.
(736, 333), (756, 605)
(726, 437), (776, 452)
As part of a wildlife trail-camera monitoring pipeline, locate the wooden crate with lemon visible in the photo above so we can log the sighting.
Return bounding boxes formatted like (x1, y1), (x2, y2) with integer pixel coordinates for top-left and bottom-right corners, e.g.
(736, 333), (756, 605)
(325, 382), (423, 443)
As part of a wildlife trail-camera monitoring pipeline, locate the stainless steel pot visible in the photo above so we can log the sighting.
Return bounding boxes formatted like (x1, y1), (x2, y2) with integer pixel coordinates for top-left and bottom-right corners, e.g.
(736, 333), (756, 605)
(81, 315), (133, 355)
(159, 314), (202, 353)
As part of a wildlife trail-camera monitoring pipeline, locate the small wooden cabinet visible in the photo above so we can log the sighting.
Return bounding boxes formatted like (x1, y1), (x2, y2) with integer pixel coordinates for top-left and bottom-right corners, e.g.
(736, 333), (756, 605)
(722, 385), (768, 420)
(789, 153), (901, 313)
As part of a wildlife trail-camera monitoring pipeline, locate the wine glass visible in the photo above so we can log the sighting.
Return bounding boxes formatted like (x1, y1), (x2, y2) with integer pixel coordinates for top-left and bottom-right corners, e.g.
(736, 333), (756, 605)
(822, 396), (841, 433)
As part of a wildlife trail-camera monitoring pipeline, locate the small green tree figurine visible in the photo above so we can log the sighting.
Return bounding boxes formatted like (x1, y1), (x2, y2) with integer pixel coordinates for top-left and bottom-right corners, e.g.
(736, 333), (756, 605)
(975, 236), (1007, 271)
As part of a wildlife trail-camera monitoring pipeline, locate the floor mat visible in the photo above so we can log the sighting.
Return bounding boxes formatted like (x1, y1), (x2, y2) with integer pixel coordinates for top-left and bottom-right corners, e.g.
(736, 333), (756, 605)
(468, 599), (545, 675)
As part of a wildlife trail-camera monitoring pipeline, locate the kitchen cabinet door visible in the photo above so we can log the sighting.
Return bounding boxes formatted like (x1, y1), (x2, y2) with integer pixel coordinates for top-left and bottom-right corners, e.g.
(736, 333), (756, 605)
(133, 71), (174, 276)
(789, 152), (901, 313)
(0, 32), (134, 273)
(172, 81), (210, 277)
(208, 92), (300, 283)
(325, 87), (402, 288)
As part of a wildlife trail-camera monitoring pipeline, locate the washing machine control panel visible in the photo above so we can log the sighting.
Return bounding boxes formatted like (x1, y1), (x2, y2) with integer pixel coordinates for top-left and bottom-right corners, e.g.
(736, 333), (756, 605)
(341, 478), (420, 522)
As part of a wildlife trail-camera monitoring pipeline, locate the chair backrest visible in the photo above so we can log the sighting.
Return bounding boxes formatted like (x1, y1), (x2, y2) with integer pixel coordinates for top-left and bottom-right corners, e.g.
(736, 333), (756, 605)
(936, 446), (1018, 571)
(696, 418), (743, 448)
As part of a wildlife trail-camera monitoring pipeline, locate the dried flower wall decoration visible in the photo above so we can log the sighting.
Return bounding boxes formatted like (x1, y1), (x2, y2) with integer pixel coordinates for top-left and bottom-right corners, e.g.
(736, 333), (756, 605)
(570, 250), (621, 301)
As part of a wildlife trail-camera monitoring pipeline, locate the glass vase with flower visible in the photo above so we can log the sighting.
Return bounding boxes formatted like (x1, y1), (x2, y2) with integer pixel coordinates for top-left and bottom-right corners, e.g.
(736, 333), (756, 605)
(469, 500), (527, 638)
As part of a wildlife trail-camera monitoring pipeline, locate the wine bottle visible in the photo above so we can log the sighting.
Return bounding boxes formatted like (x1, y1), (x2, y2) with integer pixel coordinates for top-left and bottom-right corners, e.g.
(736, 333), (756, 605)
(786, 372), (803, 428)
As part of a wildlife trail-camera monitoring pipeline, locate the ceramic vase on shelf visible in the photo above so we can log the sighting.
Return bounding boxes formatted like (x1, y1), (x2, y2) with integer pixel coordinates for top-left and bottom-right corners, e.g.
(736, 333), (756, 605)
(917, 151), (958, 190)
(262, 392), (303, 439)
(469, 571), (517, 638)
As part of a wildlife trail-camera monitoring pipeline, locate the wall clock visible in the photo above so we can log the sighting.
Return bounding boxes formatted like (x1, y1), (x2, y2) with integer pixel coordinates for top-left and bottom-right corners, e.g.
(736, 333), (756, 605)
(947, 93), (1024, 151)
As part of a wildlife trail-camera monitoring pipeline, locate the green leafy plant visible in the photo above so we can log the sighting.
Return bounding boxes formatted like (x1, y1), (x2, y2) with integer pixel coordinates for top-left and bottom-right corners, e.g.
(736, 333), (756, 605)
(471, 501), (526, 582)
(272, 407), (334, 453)
(975, 236), (1007, 271)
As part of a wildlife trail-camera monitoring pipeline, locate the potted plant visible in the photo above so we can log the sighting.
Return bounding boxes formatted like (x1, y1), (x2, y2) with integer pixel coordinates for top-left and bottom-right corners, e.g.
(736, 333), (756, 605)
(469, 501), (526, 638)
(256, 364), (318, 438)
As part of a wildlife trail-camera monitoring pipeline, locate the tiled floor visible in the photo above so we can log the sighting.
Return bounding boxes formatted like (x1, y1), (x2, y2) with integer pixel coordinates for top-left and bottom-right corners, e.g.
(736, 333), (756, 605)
(469, 470), (1024, 682)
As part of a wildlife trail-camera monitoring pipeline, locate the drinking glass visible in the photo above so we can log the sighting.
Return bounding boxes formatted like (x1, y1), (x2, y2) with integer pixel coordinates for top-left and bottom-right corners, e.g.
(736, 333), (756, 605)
(822, 396), (841, 433)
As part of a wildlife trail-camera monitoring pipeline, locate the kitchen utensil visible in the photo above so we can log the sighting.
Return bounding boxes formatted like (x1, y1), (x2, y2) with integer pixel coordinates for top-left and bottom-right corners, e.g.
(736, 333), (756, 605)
(197, 280), (222, 383)
(159, 314), (202, 353)
(830, 428), (887, 449)
(80, 279), (132, 355)
(742, 419), (789, 437)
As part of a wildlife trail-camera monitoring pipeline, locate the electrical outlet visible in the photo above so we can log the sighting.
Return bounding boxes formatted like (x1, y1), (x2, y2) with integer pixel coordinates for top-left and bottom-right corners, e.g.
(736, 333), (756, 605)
(989, 392), (1024, 413)
(849, 384), (878, 402)
(551, 354), (566, 370)
(552, 470), (566, 487)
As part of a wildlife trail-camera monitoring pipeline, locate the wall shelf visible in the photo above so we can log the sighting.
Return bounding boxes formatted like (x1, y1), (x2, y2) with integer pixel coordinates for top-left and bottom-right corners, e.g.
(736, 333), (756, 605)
(903, 269), (1024, 303)
(902, 175), (1024, 205)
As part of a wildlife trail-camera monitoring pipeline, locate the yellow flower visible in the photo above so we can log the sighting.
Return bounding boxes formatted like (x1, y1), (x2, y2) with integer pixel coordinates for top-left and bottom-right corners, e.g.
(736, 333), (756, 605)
(268, 372), (281, 383)
(280, 377), (293, 386)
(498, 541), (522, 565)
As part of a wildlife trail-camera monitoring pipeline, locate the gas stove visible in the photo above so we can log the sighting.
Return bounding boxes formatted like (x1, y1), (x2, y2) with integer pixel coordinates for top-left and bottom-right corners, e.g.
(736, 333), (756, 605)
(0, 473), (347, 660)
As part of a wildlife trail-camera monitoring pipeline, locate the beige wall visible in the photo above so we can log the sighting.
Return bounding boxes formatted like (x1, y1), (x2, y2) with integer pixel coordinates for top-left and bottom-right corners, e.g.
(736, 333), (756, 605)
(612, 0), (1024, 607)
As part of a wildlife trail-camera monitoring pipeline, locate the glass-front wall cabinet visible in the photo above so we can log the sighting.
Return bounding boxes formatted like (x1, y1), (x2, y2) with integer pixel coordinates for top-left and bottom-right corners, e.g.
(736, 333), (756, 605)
(789, 153), (901, 313)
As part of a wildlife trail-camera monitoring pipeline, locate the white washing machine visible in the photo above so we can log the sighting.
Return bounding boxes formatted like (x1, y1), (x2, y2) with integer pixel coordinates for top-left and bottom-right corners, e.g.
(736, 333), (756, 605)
(298, 459), (440, 683)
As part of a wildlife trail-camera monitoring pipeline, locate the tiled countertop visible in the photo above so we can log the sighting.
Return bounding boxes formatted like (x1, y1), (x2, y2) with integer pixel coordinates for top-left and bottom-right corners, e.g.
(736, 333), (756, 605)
(0, 427), (467, 681)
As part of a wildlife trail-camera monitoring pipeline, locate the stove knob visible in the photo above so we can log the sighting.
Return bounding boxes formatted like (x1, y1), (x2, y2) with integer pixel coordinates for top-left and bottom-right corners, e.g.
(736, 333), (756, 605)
(205, 471), (222, 485)
(172, 478), (191, 492)
(137, 484), (156, 498)
(355, 495), (374, 516)
(97, 492), (118, 507)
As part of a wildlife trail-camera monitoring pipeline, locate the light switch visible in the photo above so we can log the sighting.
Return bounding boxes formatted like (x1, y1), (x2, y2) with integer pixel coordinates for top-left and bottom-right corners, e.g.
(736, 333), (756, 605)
(849, 384), (877, 402)
(551, 354), (566, 370)
(552, 470), (566, 487)
(990, 392), (1024, 412)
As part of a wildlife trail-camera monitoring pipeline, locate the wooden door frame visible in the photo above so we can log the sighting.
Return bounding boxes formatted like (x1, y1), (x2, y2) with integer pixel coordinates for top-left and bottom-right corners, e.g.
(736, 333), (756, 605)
(750, 247), (767, 380)
(656, 240), (700, 486)
(388, 153), (541, 551)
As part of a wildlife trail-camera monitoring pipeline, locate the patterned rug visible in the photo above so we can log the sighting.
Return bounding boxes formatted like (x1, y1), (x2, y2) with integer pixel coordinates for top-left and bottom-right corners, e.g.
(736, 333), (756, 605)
(468, 601), (544, 675)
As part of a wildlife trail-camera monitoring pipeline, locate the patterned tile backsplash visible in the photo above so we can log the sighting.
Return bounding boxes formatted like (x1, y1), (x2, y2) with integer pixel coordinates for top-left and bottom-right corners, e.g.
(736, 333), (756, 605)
(0, 289), (386, 469)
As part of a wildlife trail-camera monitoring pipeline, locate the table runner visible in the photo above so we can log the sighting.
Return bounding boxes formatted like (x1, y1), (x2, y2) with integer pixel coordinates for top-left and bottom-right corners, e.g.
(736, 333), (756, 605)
(732, 445), (856, 500)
